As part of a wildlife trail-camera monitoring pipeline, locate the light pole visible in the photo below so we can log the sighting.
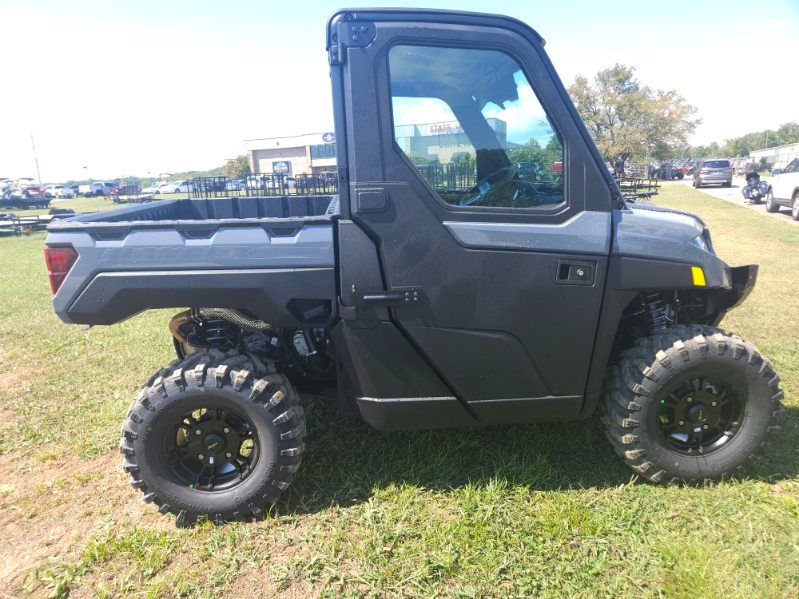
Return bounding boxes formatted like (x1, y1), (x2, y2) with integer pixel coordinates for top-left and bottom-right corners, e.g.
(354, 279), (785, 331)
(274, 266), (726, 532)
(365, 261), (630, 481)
(31, 135), (43, 188)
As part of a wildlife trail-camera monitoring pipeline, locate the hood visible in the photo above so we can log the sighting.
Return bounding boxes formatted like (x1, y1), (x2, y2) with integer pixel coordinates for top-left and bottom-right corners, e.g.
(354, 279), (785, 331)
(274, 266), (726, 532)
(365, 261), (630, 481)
(612, 203), (716, 265)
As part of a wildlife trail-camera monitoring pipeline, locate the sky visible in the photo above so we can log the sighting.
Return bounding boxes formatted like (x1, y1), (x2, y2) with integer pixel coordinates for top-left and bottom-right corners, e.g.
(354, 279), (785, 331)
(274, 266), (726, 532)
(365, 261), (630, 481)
(0, 0), (796, 182)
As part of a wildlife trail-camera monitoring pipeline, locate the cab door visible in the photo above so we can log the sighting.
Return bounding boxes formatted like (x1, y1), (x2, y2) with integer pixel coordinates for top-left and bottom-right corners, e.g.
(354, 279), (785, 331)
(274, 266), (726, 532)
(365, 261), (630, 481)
(333, 11), (615, 421)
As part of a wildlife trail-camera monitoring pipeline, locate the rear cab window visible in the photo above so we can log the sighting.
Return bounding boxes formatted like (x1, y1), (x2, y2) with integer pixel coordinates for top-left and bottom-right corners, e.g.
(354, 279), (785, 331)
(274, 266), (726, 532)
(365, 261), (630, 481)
(388, 45), (564, 211)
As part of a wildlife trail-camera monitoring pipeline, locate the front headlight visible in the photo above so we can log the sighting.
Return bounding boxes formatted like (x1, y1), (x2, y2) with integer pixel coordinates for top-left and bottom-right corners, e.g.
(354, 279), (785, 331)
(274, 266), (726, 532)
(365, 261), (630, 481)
(690, 228), (712, 252)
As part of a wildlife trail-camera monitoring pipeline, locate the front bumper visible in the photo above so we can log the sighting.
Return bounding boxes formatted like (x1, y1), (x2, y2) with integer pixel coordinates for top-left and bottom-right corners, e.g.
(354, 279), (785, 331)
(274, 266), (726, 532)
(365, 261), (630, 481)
(709, 264), (758, 325)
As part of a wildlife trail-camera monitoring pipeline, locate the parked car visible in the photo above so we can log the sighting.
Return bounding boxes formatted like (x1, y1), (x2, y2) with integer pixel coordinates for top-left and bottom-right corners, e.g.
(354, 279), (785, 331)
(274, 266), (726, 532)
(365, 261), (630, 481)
(693, 158), (733, 188)
(78, 182), (107, 197)
(6, 185), (50, 208)
(245, 174), (296, 191)
(45, 185), (75, 199)
(225, 179), (245, 191)
(111, 184), (142, 197)
(158, 180), (193, 194)
(45, 8), (782, 525)
(141, 181), (166, 196)
(765, 157), (799, 219)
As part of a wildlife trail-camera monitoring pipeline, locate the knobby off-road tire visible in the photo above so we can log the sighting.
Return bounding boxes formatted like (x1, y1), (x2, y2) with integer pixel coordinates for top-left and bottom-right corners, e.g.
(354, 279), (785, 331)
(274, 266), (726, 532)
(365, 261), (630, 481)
(602, 325), (783, 484)
(120, 351), (305, 525)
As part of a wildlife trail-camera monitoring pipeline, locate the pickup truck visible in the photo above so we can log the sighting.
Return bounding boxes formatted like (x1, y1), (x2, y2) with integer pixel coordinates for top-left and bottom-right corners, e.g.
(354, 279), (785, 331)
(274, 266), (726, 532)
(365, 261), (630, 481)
(45, 8), (783, 526)
(78, 182), (108, 197)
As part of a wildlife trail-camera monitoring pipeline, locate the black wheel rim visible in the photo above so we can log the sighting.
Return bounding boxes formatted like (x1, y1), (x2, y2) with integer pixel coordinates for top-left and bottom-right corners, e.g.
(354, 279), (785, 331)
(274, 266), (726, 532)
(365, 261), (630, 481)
(656, 377), (744, 455)
(162, 405), (259, 492)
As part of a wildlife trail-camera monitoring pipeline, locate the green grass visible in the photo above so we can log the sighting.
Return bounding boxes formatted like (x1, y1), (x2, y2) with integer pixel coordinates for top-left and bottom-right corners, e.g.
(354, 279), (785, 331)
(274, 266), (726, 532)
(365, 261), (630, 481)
(1, 182), (798, 597)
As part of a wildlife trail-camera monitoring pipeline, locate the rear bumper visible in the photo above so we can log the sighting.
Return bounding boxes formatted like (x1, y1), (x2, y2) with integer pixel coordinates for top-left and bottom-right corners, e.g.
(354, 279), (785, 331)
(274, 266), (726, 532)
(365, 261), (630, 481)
(697, 175), (732, 184)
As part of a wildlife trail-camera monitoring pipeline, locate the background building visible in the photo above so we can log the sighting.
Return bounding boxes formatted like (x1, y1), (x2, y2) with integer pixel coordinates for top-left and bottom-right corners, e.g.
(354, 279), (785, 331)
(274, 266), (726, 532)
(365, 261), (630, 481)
(748, 142), (799, 170)
(245, 132), (337, 176)
(395, 118), (508, 163)
(245, 118), (512, 176)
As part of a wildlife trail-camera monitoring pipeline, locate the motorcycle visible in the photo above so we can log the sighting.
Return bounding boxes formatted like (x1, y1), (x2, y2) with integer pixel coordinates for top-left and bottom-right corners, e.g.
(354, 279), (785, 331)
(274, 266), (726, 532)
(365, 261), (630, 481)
(742, 172), (768, 204)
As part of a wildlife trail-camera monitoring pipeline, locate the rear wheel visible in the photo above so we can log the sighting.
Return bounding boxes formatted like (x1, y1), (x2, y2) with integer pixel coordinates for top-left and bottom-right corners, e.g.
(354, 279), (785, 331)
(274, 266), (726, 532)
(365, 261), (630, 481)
(602, 325), (783, 484)
(792, 192), (799, 221)
(120, 351), (305, 525)
(765, 189), (779, 213)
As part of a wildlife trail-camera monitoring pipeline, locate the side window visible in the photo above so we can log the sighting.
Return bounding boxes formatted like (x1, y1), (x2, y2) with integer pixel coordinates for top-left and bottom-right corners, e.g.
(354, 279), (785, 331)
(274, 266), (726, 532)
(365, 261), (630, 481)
(388, 45), (564, 210)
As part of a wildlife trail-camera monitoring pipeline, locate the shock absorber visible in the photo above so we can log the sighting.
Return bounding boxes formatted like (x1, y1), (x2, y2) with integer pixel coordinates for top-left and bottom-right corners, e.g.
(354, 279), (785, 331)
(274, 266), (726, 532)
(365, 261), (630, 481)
(643, 292), (668, 333)
(203, 318), (235, 348)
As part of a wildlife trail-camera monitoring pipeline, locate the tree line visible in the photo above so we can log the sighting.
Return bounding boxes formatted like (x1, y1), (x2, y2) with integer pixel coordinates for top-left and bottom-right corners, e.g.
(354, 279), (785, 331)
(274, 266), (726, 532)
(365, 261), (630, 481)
(567, 63), (798, 163)
(690, 122), (799, 159)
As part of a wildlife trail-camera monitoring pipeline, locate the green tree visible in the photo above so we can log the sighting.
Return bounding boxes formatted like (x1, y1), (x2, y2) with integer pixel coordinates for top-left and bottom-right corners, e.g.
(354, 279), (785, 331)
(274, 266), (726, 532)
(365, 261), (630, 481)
(568, 64), (699, 163)
(224, 155), (251, 179)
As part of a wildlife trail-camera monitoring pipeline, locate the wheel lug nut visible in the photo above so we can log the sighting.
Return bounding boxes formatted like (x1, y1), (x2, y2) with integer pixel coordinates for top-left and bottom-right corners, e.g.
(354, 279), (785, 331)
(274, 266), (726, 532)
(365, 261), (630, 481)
(711, 401), (718, 407)
(198, 453), (204, 460)
(223, 427), (230, 434)
(703, 424), (709, 430)
(686, 397), (693, 403)
(225, 452), (232, 458)
(679, 420), (685, 425)
(195, 429), (202, 436)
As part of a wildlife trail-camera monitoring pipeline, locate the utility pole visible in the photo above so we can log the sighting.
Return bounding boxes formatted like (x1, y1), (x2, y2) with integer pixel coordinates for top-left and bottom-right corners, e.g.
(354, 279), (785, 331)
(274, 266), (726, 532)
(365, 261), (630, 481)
(31, 134), (42, 187)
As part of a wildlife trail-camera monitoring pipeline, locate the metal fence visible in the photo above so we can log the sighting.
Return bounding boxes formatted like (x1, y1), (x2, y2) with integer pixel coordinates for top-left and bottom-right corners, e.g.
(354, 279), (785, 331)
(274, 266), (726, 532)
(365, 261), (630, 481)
(192, 173), (338, 199)
(415, 162), (476, 192)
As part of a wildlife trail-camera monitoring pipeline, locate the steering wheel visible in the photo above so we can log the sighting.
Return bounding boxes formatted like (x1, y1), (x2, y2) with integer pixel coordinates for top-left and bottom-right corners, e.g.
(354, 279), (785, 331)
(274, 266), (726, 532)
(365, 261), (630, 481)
(459, 165), (518, 207)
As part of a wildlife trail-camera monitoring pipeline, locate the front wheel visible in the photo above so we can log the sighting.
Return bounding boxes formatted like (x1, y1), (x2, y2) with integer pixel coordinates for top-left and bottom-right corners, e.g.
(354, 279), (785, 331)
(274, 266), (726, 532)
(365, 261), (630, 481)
(792, 192), (799, 221)
(602, 325), (783, 484)
(120, 351), (305, 525)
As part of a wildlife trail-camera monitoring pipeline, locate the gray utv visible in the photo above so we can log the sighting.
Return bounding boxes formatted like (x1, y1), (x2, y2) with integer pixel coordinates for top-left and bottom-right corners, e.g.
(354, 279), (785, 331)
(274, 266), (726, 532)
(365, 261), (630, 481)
(44, 8), (783, 524)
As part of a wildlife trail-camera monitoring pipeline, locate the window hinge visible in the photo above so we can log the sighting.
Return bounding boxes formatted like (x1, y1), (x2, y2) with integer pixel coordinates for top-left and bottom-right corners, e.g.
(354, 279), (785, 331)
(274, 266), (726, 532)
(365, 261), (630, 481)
(329, 16), (376, 65)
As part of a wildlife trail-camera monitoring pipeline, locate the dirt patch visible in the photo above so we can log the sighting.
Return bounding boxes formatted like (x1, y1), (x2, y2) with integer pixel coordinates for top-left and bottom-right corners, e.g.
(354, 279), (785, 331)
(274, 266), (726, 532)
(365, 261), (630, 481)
(0, 408), (15, 433)
(0, 365), (42, 393)
(0, 449), (165, 594)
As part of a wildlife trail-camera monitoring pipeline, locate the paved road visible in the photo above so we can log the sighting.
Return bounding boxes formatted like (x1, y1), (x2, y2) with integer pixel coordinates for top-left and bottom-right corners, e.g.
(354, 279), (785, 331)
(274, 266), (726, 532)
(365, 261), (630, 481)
(679, 177), (798, 226)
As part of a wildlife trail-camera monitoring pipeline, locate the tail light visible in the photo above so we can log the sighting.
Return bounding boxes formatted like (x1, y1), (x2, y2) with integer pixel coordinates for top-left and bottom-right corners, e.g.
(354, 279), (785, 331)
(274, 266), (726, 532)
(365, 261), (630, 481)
(44, 245), (78, 294)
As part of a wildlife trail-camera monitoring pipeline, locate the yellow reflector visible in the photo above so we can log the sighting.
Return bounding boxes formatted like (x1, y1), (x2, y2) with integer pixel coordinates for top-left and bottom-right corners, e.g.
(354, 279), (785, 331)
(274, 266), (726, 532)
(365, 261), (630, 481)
(691, 266), (706, 287)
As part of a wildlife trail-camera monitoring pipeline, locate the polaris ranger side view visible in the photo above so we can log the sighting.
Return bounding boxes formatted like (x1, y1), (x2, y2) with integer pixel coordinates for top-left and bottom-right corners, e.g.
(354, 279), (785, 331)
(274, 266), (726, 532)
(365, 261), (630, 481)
(44, 9), (783, 525)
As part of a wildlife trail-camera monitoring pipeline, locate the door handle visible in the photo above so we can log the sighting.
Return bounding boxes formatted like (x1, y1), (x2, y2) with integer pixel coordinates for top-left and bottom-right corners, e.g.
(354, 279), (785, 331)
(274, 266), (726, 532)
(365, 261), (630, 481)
(358, 288), (423, 306)
(556, 260), (596, 286)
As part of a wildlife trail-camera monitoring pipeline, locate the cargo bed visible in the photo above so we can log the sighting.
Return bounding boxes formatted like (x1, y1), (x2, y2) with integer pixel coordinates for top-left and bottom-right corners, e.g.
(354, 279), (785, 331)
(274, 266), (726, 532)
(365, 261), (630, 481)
(45, 196), (339, 327)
